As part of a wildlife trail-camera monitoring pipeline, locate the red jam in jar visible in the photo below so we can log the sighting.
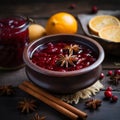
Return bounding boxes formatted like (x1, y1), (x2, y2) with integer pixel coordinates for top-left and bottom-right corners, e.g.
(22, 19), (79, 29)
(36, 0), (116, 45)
(0, 16), (29, 70)
(31, 42), (97, 72)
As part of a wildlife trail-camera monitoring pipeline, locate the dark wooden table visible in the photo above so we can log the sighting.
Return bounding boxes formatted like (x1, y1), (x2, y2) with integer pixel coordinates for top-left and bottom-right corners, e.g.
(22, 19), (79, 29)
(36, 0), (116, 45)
(0, 0), (120, 120)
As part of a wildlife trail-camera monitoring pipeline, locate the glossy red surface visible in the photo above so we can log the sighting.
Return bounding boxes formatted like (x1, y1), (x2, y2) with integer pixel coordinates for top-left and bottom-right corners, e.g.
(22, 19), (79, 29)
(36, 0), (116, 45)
(31, 42), (97, 72)
(0, 16), (29, 69)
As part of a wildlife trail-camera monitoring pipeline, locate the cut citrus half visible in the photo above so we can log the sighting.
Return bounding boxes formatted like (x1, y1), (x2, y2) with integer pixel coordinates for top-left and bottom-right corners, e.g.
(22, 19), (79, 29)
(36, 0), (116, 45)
(98, 25), (120, 42)
(88, 15), (120, 35)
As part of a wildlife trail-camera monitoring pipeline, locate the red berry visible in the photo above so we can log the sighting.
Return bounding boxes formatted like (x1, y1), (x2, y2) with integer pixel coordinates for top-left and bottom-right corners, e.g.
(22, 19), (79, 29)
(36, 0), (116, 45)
(112, 95), (118, 102)
(69, 3), (76, 9)
(114, 69), (120, 75)
(91, 6), (98, 13)
(104, 90), (112, 98)
(106, 86), (112, 91)
(108, 70), (113, 76)
(99, 73), (104, 79)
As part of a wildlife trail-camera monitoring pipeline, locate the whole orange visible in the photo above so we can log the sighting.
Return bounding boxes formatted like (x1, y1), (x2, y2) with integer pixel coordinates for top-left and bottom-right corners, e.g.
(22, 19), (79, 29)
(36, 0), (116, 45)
(46, 12), (78, 34)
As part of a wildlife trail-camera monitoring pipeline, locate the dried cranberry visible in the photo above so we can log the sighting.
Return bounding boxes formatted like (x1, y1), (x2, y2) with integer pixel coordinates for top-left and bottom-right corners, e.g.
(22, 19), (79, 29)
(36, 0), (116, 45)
(106, 86), (112, 91)
(91, 6), (98, 13)
(69, 3), (76, 9)
(114, 69), (120, 75)
(104, 90), (112, 98)
(99, 73), (104, 79)
(108, 70), (113, 76)
(112, 95), (118, 102)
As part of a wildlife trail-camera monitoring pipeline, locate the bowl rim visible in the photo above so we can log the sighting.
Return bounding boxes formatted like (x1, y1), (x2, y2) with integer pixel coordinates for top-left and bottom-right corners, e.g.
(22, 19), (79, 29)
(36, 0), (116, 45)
(23, 34), (104, 77)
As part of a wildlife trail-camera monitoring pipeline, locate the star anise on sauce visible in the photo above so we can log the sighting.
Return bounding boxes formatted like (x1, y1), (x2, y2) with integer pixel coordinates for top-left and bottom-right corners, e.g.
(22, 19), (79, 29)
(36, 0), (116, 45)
(63, 44), (80, 55)
(85, 98), (102, 110)
(0, 85), (15, 96)
(57, 54), (78, 68)
(18, 98), (37, 113)
(31, 113), (46, 120)
(110, 74), (120, 85)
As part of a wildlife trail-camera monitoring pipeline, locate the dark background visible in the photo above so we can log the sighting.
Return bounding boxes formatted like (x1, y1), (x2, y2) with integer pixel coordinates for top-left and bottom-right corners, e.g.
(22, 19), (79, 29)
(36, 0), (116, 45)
(0, 0), (120, 120)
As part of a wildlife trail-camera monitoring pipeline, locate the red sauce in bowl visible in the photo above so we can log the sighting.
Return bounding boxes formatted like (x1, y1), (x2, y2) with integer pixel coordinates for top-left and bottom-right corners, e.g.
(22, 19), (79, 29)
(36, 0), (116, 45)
(31, 42), (97, 72)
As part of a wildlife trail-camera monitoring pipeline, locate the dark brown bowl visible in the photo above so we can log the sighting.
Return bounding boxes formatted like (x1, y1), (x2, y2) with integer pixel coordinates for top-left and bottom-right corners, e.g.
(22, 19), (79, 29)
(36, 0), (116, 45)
(23, 34), (104, 94)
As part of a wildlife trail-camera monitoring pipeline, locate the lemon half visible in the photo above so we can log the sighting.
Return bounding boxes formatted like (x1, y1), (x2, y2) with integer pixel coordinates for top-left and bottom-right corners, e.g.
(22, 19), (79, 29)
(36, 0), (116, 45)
(89, 15), (120, 35)
(98, 25), (120, 42)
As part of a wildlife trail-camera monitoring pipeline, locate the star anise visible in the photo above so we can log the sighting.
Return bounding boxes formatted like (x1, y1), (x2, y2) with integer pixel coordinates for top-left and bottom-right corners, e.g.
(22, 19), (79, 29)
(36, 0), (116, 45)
(63, 44), (80, 55)
(57, 54), (78, 68)
(85, 98), (102, 110)
(18, 98), (37, 113)
(31, 113), (46, 120)
(110, 74), (120, 85)
(0, 85), (15, 96)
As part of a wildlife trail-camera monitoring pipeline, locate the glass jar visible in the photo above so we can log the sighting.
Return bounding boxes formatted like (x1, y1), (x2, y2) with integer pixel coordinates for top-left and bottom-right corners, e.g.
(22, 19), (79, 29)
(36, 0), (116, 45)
(0, 16), (30, 70)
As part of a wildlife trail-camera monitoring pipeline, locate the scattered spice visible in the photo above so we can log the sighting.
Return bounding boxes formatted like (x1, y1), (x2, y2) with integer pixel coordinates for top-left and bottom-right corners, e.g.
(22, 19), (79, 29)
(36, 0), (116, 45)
(110, 74), (120, 85)
(57, 44), (80, 68)
(57, 54), (78, 68)
(18, 98), (37, 113)
(0, 85), (15, 96)
(85, 98), (102, 110)
(31, 113), (46, 120)
(63, 44), (80, 55)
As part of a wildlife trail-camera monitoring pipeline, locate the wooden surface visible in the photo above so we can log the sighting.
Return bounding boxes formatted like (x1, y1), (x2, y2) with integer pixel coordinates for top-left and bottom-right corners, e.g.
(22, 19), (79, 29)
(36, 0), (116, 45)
(0, 0), (120, 120)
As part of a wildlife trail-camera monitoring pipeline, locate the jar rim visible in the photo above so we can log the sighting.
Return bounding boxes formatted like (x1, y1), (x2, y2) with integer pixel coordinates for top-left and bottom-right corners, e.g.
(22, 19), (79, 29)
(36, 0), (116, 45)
(0, 15), (31, 29)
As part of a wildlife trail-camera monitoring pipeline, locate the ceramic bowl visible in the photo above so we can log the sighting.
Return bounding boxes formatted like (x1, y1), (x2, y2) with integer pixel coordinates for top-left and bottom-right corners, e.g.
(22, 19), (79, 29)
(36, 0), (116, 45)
(23, 34), (104, 94)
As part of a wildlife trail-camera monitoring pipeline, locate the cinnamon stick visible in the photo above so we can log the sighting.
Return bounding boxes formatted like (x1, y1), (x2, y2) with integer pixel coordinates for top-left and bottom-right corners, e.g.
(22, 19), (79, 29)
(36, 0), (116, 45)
(19, 81), (87, 119)
(19, 83), (78, 120)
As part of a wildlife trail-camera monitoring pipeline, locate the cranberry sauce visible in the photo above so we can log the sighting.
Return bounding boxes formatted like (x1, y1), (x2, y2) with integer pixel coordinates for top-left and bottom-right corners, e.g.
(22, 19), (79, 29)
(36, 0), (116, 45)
(0, 16), (29, 69)
(31, 42), (98, 72)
